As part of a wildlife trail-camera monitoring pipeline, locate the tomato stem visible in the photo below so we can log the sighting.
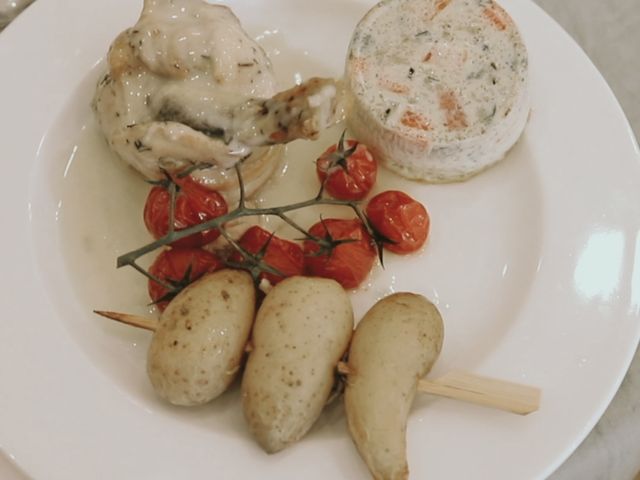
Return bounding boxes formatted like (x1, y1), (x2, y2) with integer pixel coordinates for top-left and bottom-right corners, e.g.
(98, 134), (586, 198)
(235, 162), (247, 209)
(129, 259), (174, 291)
(117, 151), (385, 286)
(167, 179), (177, 236)
(217, 226), (285, 282)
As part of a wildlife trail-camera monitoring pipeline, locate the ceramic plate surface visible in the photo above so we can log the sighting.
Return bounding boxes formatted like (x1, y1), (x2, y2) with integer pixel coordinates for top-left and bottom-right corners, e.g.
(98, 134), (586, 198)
(1, 0), (639, 478)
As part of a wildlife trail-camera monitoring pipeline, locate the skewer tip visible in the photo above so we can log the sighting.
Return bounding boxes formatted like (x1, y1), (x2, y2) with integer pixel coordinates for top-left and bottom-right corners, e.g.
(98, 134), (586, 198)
(94, 309), (158, 332)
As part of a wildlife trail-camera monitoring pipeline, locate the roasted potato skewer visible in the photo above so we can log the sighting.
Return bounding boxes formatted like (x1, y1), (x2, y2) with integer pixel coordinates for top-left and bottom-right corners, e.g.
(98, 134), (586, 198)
(241, 276), (354, 453)
(96, 285), (540, 470)
(98, 269), (256, 406)
(343, 293), (444, 480)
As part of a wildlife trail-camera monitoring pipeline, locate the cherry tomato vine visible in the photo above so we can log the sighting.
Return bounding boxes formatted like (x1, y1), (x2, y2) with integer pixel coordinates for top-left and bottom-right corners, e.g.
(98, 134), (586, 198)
(117, 132), (429, 301)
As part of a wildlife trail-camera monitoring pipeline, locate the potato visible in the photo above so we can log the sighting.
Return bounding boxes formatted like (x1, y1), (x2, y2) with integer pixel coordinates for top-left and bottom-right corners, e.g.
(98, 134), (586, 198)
(147, 269), (256, 406)
(345, 293), (444, 480)
(241, 276), (354, 453)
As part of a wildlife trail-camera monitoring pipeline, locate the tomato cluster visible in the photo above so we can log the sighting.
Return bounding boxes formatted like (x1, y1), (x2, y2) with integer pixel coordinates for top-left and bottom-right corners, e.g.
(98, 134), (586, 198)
(366, 190), (430, 255)
(229, 226), (305, 286)
(140, 136), (430, 305)
(148, 248), (223, 311)
(142, 174), (229, 310)
(143, 175), (228, 248)
(309, 139), (430, 288)
(316, 139), (377, 201)
(304, 218), (377, 290)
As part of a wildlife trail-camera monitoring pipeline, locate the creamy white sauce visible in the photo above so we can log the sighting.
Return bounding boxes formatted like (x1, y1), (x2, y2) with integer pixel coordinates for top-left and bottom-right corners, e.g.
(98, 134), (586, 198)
(93, 0), (280, 185)
(57, 119), (386, 318)
(57, 125), (156, 317)
(136, 0), (275, 97)
(93, 0), (342, 201)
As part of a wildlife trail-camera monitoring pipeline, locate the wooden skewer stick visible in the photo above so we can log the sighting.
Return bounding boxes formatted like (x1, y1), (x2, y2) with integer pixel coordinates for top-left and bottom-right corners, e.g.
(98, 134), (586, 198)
(95, 310), (541, 415)
(94, 310), (257, 352)
(337, 363), (539, 415)
(94, 310), (158, 331)
(420, 370), (541, 415)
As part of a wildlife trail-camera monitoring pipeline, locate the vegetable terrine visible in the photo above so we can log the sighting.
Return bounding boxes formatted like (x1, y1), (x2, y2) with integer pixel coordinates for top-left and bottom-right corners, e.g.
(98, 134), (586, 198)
(345, 0), (529, 182)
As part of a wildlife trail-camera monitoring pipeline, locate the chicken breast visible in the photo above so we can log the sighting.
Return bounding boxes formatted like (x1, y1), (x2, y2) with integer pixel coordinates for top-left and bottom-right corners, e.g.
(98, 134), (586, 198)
(93, 0), (341, 201)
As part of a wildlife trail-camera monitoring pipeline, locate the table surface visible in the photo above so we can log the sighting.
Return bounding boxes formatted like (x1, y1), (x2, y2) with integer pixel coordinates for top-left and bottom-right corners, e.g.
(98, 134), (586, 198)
(1, 0), (639, 478)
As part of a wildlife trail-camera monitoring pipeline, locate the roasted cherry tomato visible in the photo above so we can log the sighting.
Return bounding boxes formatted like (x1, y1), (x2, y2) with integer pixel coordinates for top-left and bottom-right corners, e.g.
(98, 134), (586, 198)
(316, 138), (377, 201)
(366, 190), (430, 254)
(148, 247), (223, 311)
(143, 176), (228, 248)
(303, 218), (376, 289)
(229, 226), (304, 286)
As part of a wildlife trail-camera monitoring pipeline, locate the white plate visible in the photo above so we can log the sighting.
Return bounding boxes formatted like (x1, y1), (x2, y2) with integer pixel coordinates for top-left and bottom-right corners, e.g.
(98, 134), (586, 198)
(1, 0), (639, 478)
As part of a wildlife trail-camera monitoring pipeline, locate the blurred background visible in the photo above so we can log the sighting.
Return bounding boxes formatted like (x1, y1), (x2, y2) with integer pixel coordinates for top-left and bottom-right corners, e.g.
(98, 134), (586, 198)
(535, 0), (639, 137)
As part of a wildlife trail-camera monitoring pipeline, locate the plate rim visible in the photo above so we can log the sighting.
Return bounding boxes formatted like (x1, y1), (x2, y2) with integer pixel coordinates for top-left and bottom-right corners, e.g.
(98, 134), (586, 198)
(1, 0), (639, 479)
